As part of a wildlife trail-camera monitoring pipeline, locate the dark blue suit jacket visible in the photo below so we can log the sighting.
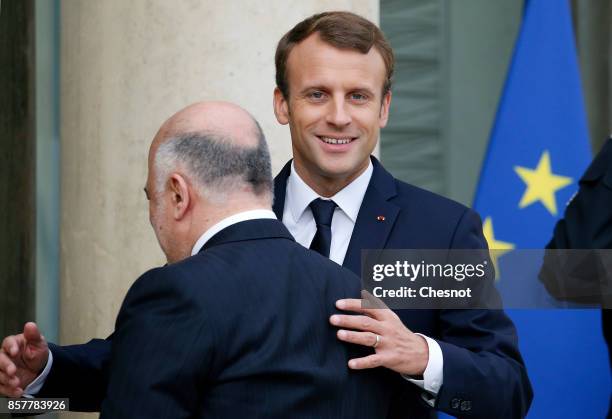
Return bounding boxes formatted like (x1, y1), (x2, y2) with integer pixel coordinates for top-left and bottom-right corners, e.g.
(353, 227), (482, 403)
(540, 139), (612, 417)
(272, 158), (532, 418)
(99, 219), (399, 418)
(40, 157), (532, 418)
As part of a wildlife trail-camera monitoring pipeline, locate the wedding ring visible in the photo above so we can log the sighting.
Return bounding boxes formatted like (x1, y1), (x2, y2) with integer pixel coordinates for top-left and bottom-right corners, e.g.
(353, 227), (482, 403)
(372, 334), (381, 348)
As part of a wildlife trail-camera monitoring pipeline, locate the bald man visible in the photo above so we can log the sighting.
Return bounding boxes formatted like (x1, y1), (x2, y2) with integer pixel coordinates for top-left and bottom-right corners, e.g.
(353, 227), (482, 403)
(1, 102), (399, 418)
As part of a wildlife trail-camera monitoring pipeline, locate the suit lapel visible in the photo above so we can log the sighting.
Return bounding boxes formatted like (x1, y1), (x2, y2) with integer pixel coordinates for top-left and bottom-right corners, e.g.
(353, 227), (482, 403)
(342, 158), (400, 275)
(273, 160), (292, 219)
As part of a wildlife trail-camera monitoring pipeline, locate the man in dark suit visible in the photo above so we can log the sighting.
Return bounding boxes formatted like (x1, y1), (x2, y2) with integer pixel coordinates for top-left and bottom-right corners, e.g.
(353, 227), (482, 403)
(103, 100), (404, 418)
(270, 11), (531, 418)
(0, 11), (532, 419)
(1, 101), (400, 418)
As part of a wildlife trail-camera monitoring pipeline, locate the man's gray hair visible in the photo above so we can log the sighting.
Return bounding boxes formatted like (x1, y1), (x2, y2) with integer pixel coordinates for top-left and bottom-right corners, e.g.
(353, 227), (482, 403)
(154, 124), (273, 202)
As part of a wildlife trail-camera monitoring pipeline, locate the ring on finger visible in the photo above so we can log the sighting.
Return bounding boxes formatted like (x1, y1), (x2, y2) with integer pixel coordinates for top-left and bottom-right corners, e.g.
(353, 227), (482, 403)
(372, 334), (381, 349)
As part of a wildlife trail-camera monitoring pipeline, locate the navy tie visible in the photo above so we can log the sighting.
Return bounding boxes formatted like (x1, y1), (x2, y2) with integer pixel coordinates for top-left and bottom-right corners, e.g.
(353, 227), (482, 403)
(309, 198), (337, 257)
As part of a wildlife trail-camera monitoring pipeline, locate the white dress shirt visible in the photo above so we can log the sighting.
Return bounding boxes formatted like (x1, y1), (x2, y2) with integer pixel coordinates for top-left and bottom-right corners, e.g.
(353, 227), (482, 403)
(282, 161), (444, 402)
(282, 161), (372, 266)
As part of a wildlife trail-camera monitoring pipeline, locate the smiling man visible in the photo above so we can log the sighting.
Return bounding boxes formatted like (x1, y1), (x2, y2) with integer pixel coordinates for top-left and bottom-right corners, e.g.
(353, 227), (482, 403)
(274, 31), (391, 197)
(270, 12), (532, 419)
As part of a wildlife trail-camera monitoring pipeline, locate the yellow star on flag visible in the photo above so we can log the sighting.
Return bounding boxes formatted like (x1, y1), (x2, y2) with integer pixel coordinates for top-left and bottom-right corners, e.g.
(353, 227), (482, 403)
(482, 217), (515, 280)
(514, 150), (573, 216)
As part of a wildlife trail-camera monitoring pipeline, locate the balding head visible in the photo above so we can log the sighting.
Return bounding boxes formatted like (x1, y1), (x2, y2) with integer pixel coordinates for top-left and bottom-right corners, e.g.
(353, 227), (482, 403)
(153, 101), (261, 151)
(148, 101), (272, 202)
(145, 101), (273, 263)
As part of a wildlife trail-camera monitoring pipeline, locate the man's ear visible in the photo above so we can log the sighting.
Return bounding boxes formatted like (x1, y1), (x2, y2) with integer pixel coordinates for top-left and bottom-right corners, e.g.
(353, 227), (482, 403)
(273, 87), (290, 125)
(379, 91), (392, 128)
(168, 173), (191, 220)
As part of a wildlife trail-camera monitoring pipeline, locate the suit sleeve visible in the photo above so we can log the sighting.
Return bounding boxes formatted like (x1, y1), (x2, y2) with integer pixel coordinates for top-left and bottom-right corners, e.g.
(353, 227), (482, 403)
(100, 268), (214, 419)
(434, 209), (533, 419)
(546, 139), (612, 250)
(547, 175), (612, 250)
(539, 152), (612, 303)
(35, 339), (111, 411)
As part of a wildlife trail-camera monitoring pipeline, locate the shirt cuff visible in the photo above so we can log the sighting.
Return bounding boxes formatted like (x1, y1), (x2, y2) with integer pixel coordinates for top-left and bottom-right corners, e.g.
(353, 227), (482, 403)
(402, 334), (444, 406)
(23, 349), (53, 397)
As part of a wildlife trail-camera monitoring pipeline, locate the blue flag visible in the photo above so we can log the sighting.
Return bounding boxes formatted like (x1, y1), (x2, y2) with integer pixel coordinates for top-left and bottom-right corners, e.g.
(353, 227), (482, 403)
(473, 0), (610, 417)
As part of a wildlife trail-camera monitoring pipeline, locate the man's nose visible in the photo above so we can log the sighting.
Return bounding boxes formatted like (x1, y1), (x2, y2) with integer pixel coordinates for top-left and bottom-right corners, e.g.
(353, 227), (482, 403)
(326, 96), (352, 127)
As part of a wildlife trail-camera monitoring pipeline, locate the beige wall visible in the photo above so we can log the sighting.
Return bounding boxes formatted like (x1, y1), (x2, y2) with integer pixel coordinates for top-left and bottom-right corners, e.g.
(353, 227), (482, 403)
(60, 1), (377, 417)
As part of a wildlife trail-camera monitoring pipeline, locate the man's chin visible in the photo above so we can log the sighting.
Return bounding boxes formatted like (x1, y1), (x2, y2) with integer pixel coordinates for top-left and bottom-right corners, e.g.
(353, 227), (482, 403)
(316, 165), (365, 186)
(318, 158), (368, 180)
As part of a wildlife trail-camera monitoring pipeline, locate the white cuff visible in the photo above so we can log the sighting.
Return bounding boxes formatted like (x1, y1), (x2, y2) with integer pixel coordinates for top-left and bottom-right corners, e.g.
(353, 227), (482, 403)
(23, 349), (53, 396)
(403, 334), (444, 406)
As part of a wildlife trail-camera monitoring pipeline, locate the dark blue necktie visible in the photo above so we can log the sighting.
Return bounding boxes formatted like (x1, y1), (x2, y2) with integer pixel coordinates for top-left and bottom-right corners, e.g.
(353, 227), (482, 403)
(309, 198), (337, 257)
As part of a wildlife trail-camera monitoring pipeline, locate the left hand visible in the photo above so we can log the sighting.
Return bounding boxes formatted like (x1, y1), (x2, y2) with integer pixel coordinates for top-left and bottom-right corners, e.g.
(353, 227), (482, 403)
(330, 297), (429, 376)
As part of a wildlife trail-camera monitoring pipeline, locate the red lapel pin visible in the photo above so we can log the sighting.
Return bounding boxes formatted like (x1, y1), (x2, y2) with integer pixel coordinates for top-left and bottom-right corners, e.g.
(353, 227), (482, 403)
(376, 215), (385, 221)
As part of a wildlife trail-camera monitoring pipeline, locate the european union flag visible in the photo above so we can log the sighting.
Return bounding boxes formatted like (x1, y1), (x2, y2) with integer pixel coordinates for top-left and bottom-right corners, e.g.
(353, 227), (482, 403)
(473, 0), (611, 417)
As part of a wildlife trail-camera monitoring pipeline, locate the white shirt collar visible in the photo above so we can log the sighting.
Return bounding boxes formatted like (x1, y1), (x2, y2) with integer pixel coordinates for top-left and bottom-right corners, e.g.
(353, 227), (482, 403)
(190, 209), (277, 255)
(286, 159), (373, 223)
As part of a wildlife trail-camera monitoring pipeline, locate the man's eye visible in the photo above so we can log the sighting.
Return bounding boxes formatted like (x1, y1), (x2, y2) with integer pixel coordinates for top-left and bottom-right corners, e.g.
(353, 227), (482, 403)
(350, 93), (367, 101)
(309, 91), (325, 100)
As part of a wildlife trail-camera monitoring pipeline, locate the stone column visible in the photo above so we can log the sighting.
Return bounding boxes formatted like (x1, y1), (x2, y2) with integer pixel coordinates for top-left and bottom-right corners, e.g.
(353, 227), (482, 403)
(59, 1), (376, 417)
